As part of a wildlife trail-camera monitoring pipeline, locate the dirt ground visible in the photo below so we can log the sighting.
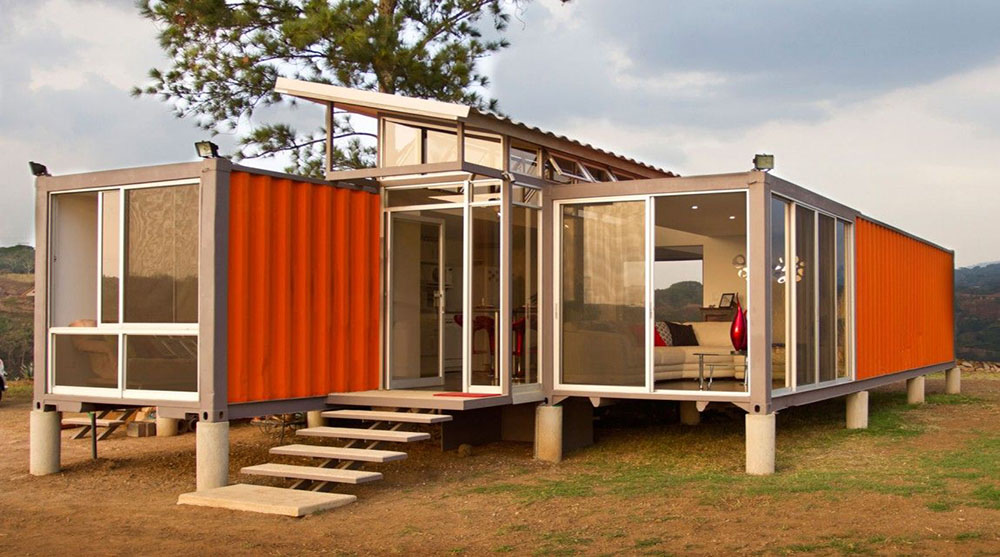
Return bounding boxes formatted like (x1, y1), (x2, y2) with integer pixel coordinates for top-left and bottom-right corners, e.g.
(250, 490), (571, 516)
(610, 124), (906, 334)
(2, 374), (999, 556)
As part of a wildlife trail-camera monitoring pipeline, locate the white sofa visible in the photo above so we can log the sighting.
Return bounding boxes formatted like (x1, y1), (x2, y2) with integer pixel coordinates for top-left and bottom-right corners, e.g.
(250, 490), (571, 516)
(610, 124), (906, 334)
(654, 321), (745, 381)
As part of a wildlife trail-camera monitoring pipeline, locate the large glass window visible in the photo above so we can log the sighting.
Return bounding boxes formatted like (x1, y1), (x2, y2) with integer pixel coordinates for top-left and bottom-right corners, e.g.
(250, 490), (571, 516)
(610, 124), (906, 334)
(426, 128), (458, 164)
(818, 214), (838, 382)
(465, 134), (502, 169)
(795, 206), (817, 387)
(652, 192), (748, 393)
(383, 121), (421, 166)
(49, 183), (199, 397)
(124, 185), (199, 323)
(836, 221), (850, 378)
(125, 335), (198, 392)
(560, 201), (646, 387)
(101, 190), (120, 324)
(52, 333), (118, 389)
(509, 145), (540, 176)
(774, 197), (853, 390)
(50, 192), (98, 327)
(470, 206), (501, 387)
(770, 197), (789, 389)
(512, 206), (539, 385)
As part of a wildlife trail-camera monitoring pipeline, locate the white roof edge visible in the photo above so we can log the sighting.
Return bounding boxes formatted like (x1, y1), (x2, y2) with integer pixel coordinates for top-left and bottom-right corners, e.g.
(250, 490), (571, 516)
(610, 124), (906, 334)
(274, 77), (470, 121)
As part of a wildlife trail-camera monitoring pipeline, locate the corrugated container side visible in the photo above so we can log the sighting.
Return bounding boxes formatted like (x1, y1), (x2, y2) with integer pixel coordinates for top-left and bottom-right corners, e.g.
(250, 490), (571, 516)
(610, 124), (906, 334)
(227, 171), (380, 403)
(855, 218), (954, 379)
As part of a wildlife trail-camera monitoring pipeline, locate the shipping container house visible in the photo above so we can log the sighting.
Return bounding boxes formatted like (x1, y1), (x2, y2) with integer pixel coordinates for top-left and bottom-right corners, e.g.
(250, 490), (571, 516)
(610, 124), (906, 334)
(30, 78), (956, 484)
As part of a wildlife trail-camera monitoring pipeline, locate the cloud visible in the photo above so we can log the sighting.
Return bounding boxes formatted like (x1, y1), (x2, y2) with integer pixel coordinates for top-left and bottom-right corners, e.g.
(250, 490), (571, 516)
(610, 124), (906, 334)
(491, 0), (1000, 131)
(1, 0), (998, 267)
(0, 0), (209, 246)
(0, 0), (307, 246)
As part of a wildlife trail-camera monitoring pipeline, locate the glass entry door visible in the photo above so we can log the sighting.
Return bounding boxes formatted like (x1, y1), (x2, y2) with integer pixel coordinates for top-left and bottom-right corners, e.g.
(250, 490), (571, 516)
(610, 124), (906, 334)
(387, 214), (446, 389)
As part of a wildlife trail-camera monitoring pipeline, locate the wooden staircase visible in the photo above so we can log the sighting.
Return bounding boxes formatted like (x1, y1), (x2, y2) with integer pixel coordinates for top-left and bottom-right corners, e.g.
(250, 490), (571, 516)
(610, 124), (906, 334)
(62, 409), (137, 440)
(193, 408), (454, 516)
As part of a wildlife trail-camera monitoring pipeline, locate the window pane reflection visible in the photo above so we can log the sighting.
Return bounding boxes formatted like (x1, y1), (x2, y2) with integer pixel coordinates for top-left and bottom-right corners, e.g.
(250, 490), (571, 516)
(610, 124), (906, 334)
(124, 185), (199, 323)
(561, 201), (646, 386)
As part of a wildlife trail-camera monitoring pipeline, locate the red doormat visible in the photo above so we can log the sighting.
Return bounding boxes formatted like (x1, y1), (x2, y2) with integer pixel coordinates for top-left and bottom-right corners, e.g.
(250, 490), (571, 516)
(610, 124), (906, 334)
(432, 393), (500, 398)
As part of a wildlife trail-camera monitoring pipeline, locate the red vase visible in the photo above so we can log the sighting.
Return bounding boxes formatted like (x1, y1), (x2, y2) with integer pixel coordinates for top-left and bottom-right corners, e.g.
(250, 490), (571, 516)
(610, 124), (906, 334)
(730, 296), (747, 351)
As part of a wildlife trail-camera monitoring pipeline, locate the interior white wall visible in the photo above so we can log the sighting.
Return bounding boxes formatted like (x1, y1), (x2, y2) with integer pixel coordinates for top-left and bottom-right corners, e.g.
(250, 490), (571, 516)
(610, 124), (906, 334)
(51, 192), (98, 327)
(654, 226), (747, 308)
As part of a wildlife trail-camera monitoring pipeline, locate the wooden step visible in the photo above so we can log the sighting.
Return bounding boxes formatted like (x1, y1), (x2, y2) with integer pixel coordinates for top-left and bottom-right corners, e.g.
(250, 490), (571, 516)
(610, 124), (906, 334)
(270, 444), (407, 463)
(297, 426), (431, 443)
(241, 463), (382, 485)
(322, 409), (453, 424)
(62, 418), (125, 427)
(178, 484), (355, 517)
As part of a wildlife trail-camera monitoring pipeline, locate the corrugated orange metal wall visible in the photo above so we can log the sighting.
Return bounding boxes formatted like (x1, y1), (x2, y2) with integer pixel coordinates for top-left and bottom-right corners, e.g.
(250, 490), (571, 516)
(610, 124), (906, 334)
(855, 218), (954, 379)
(227, 171), (380, 403)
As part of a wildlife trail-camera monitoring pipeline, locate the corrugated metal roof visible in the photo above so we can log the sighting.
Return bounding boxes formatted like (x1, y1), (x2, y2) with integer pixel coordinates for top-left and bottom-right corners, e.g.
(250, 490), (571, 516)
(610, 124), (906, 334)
(469, 108), (676, 177)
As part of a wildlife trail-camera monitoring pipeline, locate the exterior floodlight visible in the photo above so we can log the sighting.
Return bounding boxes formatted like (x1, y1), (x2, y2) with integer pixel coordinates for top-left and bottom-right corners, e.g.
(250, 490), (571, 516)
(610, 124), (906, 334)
(29, 161), (50, 177)
(195, 141), (220, 159)
(753, 153), (774, 172)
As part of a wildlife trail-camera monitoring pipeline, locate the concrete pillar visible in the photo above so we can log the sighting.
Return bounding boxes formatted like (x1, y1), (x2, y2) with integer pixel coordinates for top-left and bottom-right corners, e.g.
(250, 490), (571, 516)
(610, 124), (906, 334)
(679, 401), (701, 426)
(196, 420), (230, 491)
(945, 368), (961, 395)
(29, 409), (62, 476)
(156, 416), (180, 437)
(306, 410), (325, 428)
(846, 391), (869, 429)
(907, 376), (925, 405)
(745, 413), (776, 475)
(534, 404), (563, 463)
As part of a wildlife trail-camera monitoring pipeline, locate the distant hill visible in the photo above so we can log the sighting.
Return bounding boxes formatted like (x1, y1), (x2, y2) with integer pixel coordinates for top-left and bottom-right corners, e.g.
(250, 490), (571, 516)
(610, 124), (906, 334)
(955, 262), (1000, 361)
(655, 281), (703, 323)
(0, 245), (34, 274)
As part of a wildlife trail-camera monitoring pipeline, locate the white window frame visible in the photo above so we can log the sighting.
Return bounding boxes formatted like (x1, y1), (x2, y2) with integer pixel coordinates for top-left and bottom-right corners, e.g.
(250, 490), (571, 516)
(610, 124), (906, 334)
(47, 179), (200, 402)
(553, 189), (753, 400)
(772, 194), (856, 396)
(381, 178), (505, 395)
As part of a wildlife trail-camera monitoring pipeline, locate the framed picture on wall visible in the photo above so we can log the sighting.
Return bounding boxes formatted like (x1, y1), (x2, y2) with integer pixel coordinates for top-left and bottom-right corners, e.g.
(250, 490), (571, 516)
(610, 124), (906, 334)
(719, 293), (736, 308)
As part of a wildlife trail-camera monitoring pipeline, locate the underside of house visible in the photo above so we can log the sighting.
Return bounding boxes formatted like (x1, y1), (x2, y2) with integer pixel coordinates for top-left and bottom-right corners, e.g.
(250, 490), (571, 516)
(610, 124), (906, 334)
(29, 78), (957, 513)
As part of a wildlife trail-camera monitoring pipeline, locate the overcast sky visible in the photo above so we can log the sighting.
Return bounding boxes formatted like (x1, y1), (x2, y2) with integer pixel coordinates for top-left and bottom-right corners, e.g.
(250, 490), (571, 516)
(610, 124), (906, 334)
(1, 0), (998, 266)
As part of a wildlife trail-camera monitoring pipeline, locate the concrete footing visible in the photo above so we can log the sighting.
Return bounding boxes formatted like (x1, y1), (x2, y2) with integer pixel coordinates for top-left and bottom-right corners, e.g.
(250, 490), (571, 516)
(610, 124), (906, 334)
(534, 405), (563, 463)
(196, 421), (230, 491)
(745, 413), (775, 475)
(945, 368), (961, 395)
(679, 401), (701, 426)
(306, 410), (325, 428)
(907, 376), (925, 405)
(156, 416), (180, 437)
(29, 409), (62, 476)
(846, 391), (869, 429)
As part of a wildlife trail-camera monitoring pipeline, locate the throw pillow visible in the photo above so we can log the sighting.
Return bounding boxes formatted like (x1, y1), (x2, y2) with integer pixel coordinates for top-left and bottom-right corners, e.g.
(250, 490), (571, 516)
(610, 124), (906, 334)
(633, 323), (668, 346)
(667, 322), (698, 346)
(655, 321), (672, 346)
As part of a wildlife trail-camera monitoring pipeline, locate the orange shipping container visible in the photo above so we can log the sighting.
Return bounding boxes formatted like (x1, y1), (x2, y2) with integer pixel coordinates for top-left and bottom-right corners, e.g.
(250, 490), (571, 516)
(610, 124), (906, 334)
(226, 171), (381, 403)
(855, 218), (954, 379)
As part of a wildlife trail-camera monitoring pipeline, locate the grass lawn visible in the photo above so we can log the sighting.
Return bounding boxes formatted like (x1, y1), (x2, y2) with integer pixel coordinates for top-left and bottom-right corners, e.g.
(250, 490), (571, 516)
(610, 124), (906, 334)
(1, 373), (998, 555)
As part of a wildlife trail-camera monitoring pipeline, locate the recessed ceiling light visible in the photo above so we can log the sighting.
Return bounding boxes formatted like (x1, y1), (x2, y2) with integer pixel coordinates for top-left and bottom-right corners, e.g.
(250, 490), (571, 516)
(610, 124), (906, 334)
(729, 215), (736, 220)
(691, 205), (699, 210)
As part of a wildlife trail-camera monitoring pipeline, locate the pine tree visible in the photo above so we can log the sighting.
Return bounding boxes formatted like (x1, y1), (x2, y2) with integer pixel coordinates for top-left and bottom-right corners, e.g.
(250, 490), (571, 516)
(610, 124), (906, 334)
(134, 0), (522, 176)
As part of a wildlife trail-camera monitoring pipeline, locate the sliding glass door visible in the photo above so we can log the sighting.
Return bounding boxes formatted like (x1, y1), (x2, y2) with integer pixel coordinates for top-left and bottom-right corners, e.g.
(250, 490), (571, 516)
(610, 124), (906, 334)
(772, 195), (853, 391)
(558, 200), (648, 389)
(387, 213), (448, 389)
(555, 190), (754, 396)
